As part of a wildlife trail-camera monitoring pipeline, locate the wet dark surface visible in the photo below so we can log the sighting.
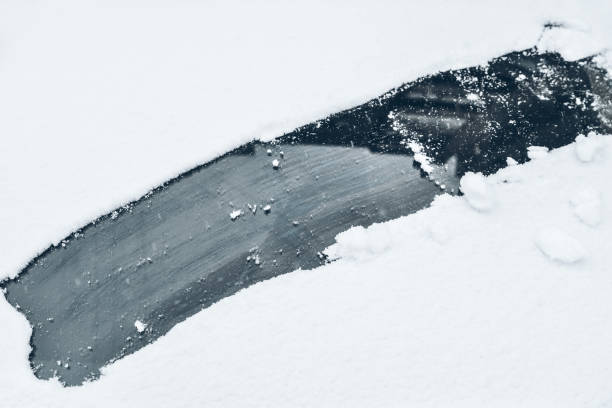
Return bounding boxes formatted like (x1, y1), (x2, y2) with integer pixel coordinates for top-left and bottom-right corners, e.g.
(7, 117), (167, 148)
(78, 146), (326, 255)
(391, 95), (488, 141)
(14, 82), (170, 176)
(2, 48), (610, 386)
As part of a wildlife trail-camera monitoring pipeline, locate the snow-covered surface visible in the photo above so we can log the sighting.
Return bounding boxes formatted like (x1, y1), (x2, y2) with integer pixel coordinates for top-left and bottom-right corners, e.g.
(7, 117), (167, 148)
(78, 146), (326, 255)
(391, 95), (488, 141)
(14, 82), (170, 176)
(2, 132), (612, 406)
(1, 0), (612, 280)
(2, 1), (612, 406)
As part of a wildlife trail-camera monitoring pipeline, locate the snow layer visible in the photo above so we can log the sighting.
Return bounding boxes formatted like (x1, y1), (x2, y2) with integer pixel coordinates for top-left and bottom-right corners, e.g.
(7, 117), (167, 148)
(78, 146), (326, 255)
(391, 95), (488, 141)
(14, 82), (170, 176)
(1, 0), (612, 279)
(2, 1), (612, 406)
(2, 136), (612, 407)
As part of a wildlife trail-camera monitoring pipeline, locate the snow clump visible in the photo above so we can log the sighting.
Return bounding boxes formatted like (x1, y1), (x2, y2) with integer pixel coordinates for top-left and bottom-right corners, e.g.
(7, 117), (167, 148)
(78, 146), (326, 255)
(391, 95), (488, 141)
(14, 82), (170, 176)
(535, 227), (586, 263)
(459, 172), (496, 212)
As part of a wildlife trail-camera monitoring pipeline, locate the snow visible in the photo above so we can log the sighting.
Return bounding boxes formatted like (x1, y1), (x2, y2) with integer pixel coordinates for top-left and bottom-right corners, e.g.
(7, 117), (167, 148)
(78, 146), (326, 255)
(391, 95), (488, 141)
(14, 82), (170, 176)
(527, 145), (550, 160)
(134, 320), (147, 334)
(535, 227), (587, 263)
(575, 132), (606, 163)
(537, 25), (607, 61)
(1, 1), (612, 406)
(1, 0), (612, 280)
(229, 210), (243, 221)
(459, 172), (496, 212)
(271, 159), (280, 169)
(1, 138), (612, 406)
(570, 188), (603, 227)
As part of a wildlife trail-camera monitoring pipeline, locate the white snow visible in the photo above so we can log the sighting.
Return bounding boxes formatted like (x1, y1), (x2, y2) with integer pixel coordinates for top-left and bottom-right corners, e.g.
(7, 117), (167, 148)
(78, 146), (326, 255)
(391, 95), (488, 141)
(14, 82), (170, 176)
(2, 0), (612, 281)
(271, 159), (280, 169)
(134, 320), (147, 333)
(538, 25), (607, 61)
(1, 137), (612, 406)
(459, 172), (496, 212)
(570, 188), (603, 227)
(535, 227), (587, 263)
(1, 1), (612, 407)
(575, 132), (606, 162)
(527, 145), (550, 160)
(229, 210), (243, 221)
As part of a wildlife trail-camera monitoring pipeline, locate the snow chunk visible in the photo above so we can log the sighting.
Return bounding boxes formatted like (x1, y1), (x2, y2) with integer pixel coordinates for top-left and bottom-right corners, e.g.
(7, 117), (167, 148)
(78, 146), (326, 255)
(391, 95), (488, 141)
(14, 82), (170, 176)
(535, 227), (586, 263)
(570, 188), (602, 227)
(459, 172), (495, 212)
(262, 205), (271, 214)
(272, 159), (280, 169)
(527, 145), (549, 160)
(575, 133), (604, 163)
(229, 210), (243, 221)
(327, 225), (391, 261)
(506, 157), (518, 166)
(134, 320), (147, 333)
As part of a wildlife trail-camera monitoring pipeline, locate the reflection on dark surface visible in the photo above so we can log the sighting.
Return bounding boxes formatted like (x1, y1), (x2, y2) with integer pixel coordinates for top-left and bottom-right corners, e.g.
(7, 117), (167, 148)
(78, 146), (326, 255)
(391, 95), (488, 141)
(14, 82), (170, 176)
(1, 48), (610, 386)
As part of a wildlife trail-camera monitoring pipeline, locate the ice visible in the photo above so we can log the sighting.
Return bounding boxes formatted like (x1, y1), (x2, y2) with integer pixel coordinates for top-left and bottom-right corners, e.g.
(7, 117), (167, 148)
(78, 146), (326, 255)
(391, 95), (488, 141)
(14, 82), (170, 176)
(570, 188), (602, 227)
(134, 320), (147, 333)
(575, 132), (605, 163)
(459, 172), (496, 212)
(535, 227), (586, 263)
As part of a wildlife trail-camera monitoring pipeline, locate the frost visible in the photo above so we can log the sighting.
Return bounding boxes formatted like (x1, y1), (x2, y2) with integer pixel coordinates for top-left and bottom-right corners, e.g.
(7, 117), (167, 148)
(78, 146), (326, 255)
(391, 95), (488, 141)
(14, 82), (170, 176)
(535, 227), (586, 263)
(459, 172), (496, 212)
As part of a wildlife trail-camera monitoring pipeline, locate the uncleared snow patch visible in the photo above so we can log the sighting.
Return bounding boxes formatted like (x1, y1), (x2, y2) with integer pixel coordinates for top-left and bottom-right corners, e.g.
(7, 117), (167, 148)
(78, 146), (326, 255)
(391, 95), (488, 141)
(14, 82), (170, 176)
(535, 227), (586, 263)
